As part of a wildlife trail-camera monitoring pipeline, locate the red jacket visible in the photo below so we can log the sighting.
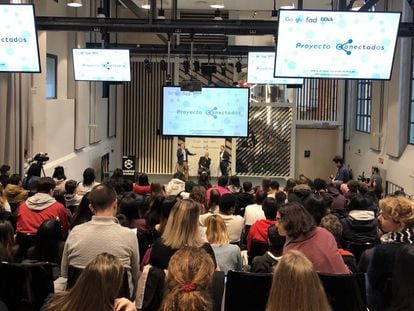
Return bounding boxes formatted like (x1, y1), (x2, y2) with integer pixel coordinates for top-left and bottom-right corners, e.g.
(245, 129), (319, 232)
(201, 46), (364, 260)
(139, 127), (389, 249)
(284, 227), (350, 274)
(133, 184), (151, 196)
(16, 193), (69, 235)
(247, 219), (276, 251)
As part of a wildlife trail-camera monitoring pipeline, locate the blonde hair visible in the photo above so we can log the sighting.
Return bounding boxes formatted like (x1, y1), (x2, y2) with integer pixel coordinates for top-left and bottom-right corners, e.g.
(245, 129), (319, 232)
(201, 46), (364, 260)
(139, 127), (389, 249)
(205, 215), (230, 245)
(43, 253), (124, 311)
(380, 196), (414, 228)
(161, 246), (215, 311)
(266, 250), (331, 311)
(162, 199), (203, 249)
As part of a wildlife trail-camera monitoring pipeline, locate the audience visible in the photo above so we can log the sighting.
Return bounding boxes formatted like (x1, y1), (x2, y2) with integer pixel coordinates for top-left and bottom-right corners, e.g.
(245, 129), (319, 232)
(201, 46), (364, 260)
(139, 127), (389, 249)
(4, 174), (28, 213)
(76, 167), (99, 196)
(206, 175), (230, 204)
(266, 250), (331, 311)
(0, 184), (11, 213)
(0, 165), (11, 188)
(217, 194), (244, 244)
(70, 192), (93, 229)
(161, 247), (215, 311)
(64, 179), (82, 213)
(22, 163), (41, 194)
(43, 253), (135, 311)
(0, 220), (16, 262)
(205, 214), (241, 274)
(227, 175), (242, 194)
(277, 202), (349, 274)
(165, 172), (186, 196)
(52, 166), (67, 194)
(244, 191), (266, 228)
(133, 173), (151, 196)
(199, 189), (221, 226)
(235, 181), (255, 216)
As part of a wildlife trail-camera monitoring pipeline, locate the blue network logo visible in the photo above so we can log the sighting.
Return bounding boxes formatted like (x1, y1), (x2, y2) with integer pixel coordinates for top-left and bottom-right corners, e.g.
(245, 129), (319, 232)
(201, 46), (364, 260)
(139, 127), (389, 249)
(336, 39), (353, 55)
(295, 15), (304, 23)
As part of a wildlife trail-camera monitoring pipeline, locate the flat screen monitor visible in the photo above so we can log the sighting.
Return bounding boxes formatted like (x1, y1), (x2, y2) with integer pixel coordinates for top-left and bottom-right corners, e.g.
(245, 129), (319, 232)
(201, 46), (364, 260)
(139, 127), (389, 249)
(248, 52), (303, 85)
(162, 86), (250, 137)
(72, 49), (131, 82)
(274, 10), (401, 80)
(0, 4), (40, 73)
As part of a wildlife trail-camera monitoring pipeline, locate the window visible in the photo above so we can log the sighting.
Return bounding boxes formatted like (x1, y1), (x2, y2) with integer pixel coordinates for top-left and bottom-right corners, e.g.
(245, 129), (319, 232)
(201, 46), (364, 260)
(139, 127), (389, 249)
(355, 80), (372, 133)
(46, 53), (57, 99)
(410, 38), (414, 144)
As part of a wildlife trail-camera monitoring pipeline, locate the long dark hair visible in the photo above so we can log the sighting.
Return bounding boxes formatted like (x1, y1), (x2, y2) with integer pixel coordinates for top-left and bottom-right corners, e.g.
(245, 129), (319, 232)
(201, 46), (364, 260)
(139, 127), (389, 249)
(82, 168), (96, 187)
(71, 193), (93, 229)
(0, 221), (15, 262)
(278, 202), (315, 239)
(31, 219), (62, 263)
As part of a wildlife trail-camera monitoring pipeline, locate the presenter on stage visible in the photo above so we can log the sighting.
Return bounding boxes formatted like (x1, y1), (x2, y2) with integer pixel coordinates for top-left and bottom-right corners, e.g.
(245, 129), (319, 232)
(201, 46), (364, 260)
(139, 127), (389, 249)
(198, 151), (211, 176)
(219, 145), (230, 176)
(177, 143), (195, 181)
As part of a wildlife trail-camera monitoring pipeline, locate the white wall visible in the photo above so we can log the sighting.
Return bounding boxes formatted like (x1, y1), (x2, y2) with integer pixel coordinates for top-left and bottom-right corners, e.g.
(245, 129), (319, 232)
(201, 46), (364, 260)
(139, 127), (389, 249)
(31, 0), (122, 181)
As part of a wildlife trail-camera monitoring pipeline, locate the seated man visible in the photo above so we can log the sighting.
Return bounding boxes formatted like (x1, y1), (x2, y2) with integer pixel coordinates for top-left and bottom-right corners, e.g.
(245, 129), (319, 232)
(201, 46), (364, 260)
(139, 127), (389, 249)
(61, 183), (140, 294)
(217, 194), (244, 243)
(198, 152), (211, 176)
(16, 177), (69, 236)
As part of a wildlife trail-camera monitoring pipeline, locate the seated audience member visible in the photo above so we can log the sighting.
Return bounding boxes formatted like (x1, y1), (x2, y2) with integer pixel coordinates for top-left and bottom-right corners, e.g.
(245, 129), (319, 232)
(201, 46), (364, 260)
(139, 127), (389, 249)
(0, 184), (11, 213)
(43, 253), (135, 311)
(22, 163), (41, 194)
(150, 199), (216, 270)
(247, 197), (278, 251)
(0, 220), (17, 262)
(388, 244), (414, 310)
(266, 250), (331, 311)
(283, 178), (297, 194)
(340, 194), (379, 248)
(27, 219), (65, 278)
(4, 174), (28, 213)
(155, 196), (177, 237)
(165, 172), (186, 196)
(107, 168), (124, 195)
(76, 168), (100, 196)
(16, 177), (69, 236)
(205, 215), (241, 274)
(198, 171), (212, 190)
(251, 224), (285, 273)
(319, 214), (357, 273)
(199, 189), (220, 226)
(287, 184), (312, 204)
(326, 182), (347, 216)
(260, 177), (272, 194)
(64, 180), (82, 214)
(61, 184), (140, 293)
(235, 181), (255, 216)
(244, 191), (266, 227)
(70, 192), (93, 229)
(367, 196), (414, 309)
(206, 175), (230, 204)
(277, 202), (349, 274)
(161, 247), (215, 311)
(133, 173), (151, 196)
(190, 185), (207, 213)
(52, 166), (67, 194)
(227, 175), (242, 194)
(217, 194), (244, 244)
(267, 180), (280, 198)
(0, 164), (10, 188)
(302, 193), (328, 225)
(121, 179), (134, 194)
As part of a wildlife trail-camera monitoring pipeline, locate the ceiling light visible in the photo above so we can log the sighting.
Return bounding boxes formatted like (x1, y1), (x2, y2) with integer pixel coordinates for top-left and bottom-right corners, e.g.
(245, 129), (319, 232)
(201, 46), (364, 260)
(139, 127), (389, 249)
(351, 0), (365, 11)
(157, 8), (165, 19)
(280, 1), (295, 9)
(67, 0), (82, 7)
(141, 1), (150, 9)
(210, 0), (225, 9)
(213, 8), (223, 20)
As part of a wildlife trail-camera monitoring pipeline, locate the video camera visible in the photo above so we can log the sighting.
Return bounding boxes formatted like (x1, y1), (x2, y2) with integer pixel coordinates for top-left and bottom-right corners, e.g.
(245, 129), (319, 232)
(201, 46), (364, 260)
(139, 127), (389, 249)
(33, 153), (49, 166)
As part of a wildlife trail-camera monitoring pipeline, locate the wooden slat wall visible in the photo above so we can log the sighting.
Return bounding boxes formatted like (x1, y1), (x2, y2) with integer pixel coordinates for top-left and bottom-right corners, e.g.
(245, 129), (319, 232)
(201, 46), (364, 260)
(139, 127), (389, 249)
(123, 62), (174, 174)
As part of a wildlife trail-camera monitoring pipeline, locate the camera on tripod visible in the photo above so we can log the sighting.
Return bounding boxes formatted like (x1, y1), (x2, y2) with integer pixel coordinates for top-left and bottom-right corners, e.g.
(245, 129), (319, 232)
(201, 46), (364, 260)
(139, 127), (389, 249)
(33, 153), (49, 166)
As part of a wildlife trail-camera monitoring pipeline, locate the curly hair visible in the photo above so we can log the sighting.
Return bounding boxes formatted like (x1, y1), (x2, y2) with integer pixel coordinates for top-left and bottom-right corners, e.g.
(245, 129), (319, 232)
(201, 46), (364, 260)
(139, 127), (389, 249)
(380, 196), (414, 228)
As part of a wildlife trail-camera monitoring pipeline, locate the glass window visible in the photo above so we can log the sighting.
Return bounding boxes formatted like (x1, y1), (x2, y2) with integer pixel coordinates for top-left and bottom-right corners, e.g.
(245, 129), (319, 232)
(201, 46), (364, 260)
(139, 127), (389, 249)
(46, 53), (57, 99)
(355, 80), (372, 133)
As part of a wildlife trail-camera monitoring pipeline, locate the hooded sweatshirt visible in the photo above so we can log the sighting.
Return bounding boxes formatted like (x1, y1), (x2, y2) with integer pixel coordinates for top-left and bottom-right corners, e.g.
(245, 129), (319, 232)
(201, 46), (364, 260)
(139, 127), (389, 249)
(16, 193), (69, 235)
(247, 219), (276, 251)
(165, 178), (185, 196)
(341, 210), (379, 245)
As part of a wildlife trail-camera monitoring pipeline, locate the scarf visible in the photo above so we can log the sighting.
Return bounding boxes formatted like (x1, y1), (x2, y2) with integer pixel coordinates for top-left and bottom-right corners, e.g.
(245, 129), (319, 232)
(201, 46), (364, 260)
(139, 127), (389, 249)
(380, 227), (414, 244)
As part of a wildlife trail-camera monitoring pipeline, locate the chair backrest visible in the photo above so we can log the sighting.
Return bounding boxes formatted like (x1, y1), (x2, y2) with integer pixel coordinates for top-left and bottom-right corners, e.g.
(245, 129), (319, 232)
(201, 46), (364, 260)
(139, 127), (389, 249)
(318, 272), (366, 311)
(248, 240), (268, 265)
(224, 270), (272, 311)
(210, 271), (225, 311)
(344, 241), (376, 263)
(0, 261), (55, 311)
(67, 265), (130, 299)
(15, 233), (37, 260)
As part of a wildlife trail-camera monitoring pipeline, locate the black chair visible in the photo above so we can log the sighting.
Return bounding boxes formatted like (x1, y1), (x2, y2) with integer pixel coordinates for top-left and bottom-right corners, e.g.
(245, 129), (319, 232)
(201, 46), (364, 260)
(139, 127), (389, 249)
(224, 270), (272, 311)
(318, 272), (366, 311)
(0, 261), (55, 311)
(210, 271), (225, 311)
(67, 265), (131, 299)
(248, 240), (268, 265)
(15, 233), (37, 261)
(344, 241), (377, 263)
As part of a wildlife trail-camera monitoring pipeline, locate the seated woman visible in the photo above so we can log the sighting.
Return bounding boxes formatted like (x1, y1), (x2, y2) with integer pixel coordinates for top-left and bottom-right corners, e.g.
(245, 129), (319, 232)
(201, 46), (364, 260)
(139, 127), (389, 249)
(277, 202), (349, 274)
(266, 250), (331, 311)
(150, 199), (216, 270)
(76, 168), (100, 196)
(161, 246), (215, 311)
(367, 195), (414, 309)
(205, 215), (241, 274)
(133, 174), (151, 196)
(42, 253), (135, 311)
(0, 220), (17, 262)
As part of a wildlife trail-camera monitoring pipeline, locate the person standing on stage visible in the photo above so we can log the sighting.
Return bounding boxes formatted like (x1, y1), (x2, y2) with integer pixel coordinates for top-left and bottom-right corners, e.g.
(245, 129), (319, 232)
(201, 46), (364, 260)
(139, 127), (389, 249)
(177, 143), (195, 181)
(219, 145), (230, 176)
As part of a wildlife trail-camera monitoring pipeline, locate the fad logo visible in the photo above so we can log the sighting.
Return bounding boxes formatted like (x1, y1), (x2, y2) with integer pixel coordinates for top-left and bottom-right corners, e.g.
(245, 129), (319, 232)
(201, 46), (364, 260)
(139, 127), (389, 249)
(305, 16), (317, 23)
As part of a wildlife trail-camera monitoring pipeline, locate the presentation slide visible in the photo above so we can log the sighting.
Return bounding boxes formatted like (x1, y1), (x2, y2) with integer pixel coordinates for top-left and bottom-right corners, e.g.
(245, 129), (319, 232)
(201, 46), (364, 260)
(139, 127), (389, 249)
(274, 10), (401, 80)
(248, 52), (303, 85)
(0, 4), (40, 72)
(162, 87), (249, 137)
(73, 49), (131, 82)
